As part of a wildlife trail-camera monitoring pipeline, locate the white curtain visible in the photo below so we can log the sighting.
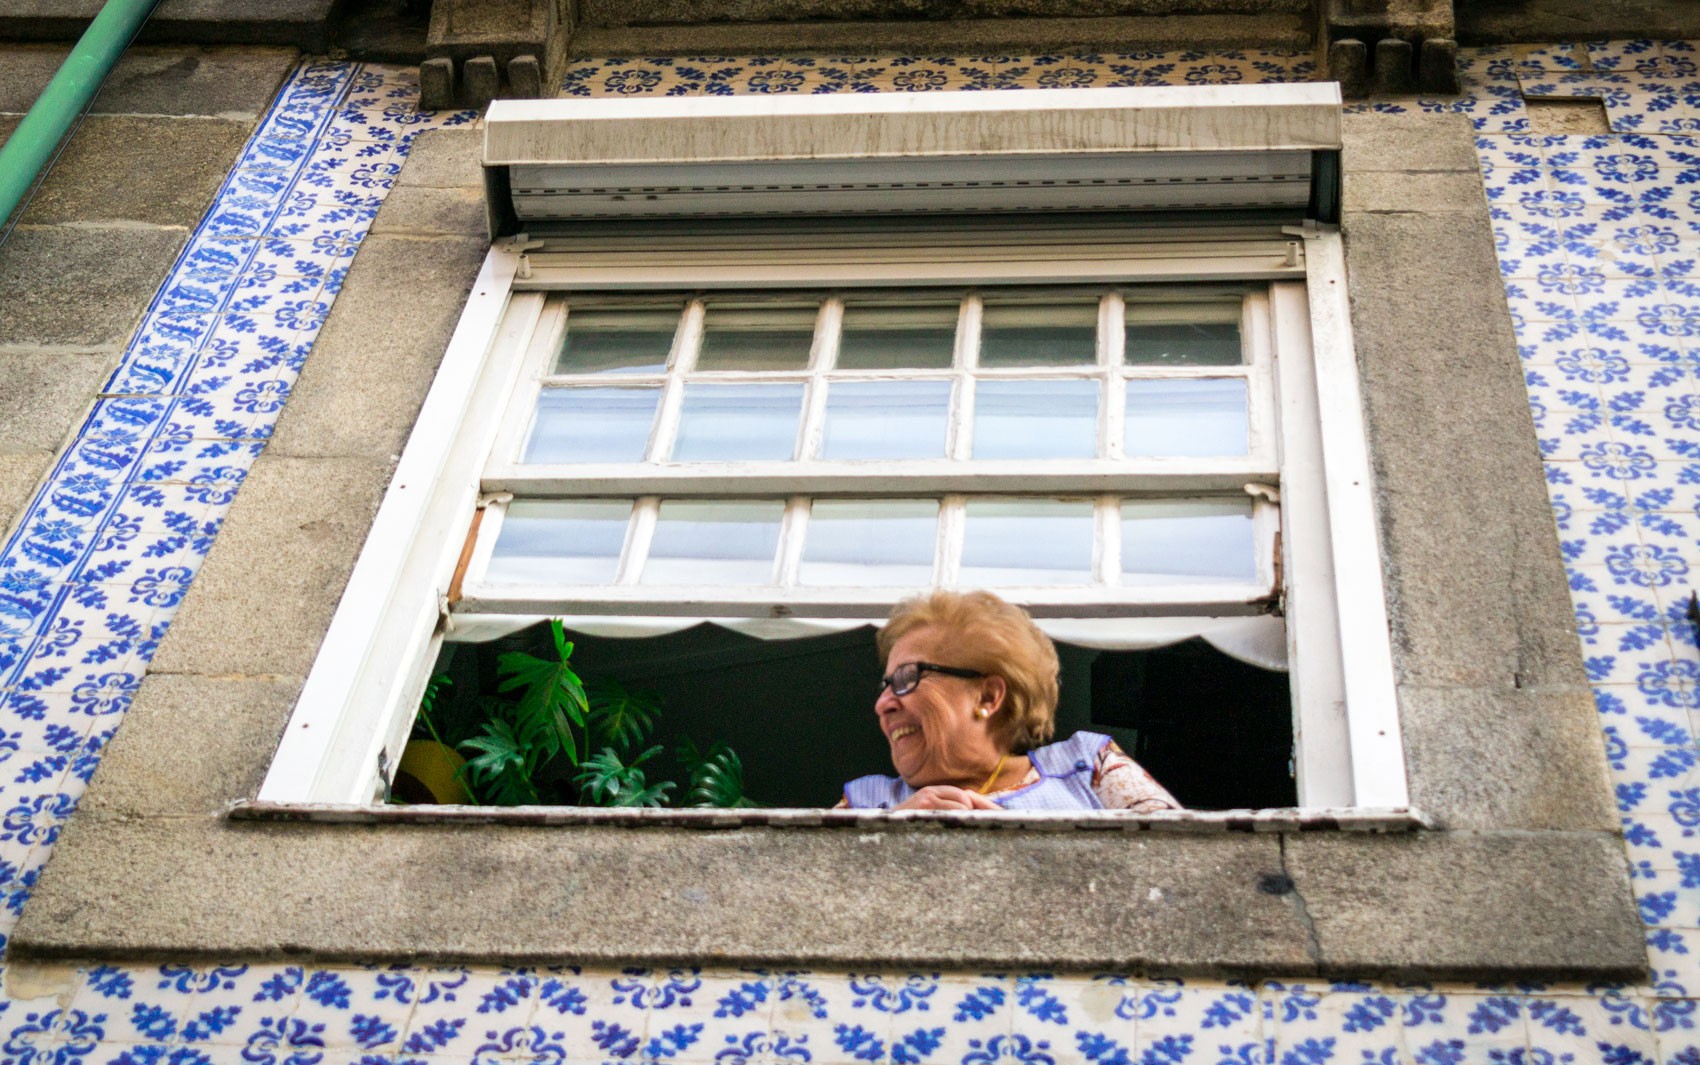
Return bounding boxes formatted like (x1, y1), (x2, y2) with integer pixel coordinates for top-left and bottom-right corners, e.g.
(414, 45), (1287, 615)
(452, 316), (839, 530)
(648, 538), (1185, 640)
(448, 613), (1288, 671)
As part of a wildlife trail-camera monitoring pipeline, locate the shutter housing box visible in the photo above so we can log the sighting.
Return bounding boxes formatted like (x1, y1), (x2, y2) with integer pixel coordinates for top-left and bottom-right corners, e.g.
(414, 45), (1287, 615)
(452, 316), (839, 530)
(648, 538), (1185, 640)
(482, 83), (1345, 236)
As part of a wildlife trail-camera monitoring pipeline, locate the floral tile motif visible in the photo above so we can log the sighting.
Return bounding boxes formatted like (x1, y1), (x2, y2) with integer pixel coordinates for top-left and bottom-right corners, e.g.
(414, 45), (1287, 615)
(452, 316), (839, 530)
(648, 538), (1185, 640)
(558, 48), (1316, 99)
(5, 35), (1700, 1065)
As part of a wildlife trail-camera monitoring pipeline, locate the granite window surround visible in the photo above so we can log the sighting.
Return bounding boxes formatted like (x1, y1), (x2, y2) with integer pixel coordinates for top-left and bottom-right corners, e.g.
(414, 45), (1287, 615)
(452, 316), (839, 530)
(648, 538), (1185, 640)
(10, 109), (1642, 981)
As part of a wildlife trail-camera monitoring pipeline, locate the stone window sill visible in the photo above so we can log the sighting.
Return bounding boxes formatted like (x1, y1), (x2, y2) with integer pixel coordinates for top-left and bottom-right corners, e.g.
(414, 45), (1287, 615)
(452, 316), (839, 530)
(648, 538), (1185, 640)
(229, 801), (1433, 833)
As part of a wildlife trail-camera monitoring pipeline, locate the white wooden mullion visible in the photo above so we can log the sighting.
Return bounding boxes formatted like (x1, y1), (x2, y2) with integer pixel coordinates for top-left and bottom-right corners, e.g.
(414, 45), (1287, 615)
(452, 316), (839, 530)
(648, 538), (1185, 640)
(488, 298), (570, 468)
(796, 298), (840, 461)
(1094, 495), (1120, 587)
(1242, 290), (1278, 464)
(775, 496), (811, 586)
(936, 494), (965, 585)
(615, 497), (660, 585)
(1249, 494), (1281, 596)
(647, 301), (704, 462)
(1101, 292), (1126, 460)
(948, 295), (980, 461)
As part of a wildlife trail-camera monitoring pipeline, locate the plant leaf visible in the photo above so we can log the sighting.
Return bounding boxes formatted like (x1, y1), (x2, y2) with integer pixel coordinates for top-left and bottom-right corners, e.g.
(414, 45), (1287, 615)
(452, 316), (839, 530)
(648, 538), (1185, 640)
(459, 721), (539, 805)
(576, 745), (672, 807)
(586, 678), (661, 755)
(680, 740), (757, 808)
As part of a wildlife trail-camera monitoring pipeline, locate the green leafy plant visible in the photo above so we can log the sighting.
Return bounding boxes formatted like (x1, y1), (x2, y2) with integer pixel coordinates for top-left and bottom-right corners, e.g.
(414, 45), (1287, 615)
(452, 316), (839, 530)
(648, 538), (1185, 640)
(406, 619), (758, 809)
(576, 746), (675, 807)
(677, 739), (756, 808)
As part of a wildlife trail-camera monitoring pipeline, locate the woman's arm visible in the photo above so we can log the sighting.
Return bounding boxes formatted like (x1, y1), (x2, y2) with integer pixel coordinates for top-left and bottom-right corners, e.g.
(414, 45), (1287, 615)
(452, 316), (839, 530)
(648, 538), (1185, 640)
(1092, 740), (1183, 812)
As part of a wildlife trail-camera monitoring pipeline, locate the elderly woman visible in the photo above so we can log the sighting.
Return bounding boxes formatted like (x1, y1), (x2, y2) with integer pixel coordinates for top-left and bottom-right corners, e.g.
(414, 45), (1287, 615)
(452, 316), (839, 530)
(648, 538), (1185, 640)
(840, 590), (1182, 812)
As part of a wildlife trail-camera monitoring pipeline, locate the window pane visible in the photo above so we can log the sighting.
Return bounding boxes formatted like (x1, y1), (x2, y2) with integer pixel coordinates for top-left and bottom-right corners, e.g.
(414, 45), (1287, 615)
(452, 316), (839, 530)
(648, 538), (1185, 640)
(487, 500), (631, 584)
(641, 500), (784, 585)
(959, 499), (1094, 586)
(672, 383), (803, 461)
(1121, 500), (1257, 586)
(697, 303), (818, 370)
(820, 380), (950, 460)
(979, 300), (1098, 366)
(837, 302), (957, 369)
(1124, 379), (1248, 457)
(1124, 302), (1243, 365)
(555, 307), (678, 374)
(800, 499), (937, 586)
(524, 387), (659, 464)
(972, 379), (1098, 459)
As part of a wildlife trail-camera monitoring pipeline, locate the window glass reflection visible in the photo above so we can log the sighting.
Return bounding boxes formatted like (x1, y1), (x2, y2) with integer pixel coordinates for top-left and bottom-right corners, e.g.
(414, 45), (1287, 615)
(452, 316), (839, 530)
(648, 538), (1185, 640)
(555, 306), (679, 374)
(641, 500), (784, 585)
(1123, 302), (1242, 365)
(697, 304), (818, 371)
(1121, 500), (1257, 585)
(524, 387), (659, 464)
(821, 381), (951, 460)
(672, 383), (804, 461)
(972, 380), (1098, 460)
(959, 499), (1094, 586)
(837, 302), (957, 369)
(487, 500), (631, 584)
(800, 500), (938, 586)
(979, 300), (1098, 366)
(1124, 379), (1249, 457)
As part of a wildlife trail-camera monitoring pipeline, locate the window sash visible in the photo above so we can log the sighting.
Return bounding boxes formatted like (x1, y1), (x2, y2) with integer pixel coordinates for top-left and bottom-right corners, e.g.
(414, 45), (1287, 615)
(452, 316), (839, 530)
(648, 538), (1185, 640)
(458, 492), (1280, 609)
(486, 289), (1276, 484)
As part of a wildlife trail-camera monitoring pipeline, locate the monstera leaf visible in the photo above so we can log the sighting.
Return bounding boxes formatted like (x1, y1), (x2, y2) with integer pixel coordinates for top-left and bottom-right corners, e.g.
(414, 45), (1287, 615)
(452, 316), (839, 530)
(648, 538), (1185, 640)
(678, 739), (757, 808)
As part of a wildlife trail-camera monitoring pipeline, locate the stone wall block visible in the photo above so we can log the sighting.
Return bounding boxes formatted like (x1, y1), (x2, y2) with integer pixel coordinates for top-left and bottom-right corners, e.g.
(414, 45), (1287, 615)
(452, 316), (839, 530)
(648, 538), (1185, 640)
(78, 674), (307, 818)
(148, 456), (398, 677)
(1397, 686), (1618, 831)
(1288, 832), (1644, 980)
(266, 234), (488, 460)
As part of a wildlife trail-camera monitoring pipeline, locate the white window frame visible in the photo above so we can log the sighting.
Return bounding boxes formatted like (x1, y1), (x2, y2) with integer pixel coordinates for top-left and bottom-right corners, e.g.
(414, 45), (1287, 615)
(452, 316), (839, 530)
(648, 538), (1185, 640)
(255, 222), (1405, 813)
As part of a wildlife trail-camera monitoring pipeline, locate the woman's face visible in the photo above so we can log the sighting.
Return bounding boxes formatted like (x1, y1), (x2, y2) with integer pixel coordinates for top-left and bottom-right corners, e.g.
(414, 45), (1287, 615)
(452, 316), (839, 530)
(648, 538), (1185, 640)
(875, 626), (1005, 787)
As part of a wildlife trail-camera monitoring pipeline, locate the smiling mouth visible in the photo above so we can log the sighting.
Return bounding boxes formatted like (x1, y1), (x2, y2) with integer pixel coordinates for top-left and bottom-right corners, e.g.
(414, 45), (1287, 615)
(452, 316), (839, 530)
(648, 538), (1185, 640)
(889, 726), (919, 742)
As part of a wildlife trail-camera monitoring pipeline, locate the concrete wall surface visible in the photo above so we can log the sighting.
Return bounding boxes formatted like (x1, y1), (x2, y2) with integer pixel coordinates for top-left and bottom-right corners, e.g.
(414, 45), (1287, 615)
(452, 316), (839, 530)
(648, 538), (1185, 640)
(0, 36), (1695, 1065)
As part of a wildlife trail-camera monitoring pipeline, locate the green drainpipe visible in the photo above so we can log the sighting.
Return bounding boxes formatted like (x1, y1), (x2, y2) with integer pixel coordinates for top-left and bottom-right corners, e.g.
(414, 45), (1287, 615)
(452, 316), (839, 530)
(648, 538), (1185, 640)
(0, 0), (163, 232)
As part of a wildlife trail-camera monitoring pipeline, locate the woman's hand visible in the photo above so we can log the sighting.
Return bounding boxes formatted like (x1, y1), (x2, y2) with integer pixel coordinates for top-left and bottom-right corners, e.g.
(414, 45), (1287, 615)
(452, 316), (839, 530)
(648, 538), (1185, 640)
(893, 786), (1002, 811)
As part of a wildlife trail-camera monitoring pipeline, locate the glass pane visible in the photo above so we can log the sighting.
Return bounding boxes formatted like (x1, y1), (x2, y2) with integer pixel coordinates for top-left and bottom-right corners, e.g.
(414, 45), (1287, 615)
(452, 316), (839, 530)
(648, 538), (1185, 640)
(697, 303), (818, 370)
(1124, 379), (1249, 457)
(555, 306), (679, 374)
(800, 499), (937, 586)
(837, 302), (958, 369)
(979, 300), (1098, 366)
(1125, 303), (1242, 366)
(486, 500), (631, 584)
(820, 380), (950, 460)
(972, 380), (1098, 460)
(641, 500), (784, 585)
(671, 383), (804, 462)
(1121, 500), (1257, 585)
(960, 499), (1095, 586)
(524, 387), (659, 464)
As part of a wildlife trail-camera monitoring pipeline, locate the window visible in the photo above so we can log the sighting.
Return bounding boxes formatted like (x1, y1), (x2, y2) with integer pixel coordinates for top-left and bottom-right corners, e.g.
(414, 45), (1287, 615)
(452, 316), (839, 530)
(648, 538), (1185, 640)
(462, 287), (1275, 615)
(254, 84), (1407, 815)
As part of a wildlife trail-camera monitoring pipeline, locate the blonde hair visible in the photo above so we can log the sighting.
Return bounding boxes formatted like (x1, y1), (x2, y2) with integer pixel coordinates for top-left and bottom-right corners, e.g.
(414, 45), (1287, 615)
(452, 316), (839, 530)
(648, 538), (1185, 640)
(878, 590), (1060, 753)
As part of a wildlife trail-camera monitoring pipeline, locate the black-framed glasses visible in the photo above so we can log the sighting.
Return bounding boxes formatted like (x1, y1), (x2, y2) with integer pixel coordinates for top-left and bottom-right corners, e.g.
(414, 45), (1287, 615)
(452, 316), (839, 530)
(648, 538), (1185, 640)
(879, 660), (986, 697)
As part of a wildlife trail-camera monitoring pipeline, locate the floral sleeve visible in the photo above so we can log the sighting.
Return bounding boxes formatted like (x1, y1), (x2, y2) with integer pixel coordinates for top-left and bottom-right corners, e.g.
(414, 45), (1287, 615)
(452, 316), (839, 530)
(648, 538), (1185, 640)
(1092, 740), (1183, 812)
